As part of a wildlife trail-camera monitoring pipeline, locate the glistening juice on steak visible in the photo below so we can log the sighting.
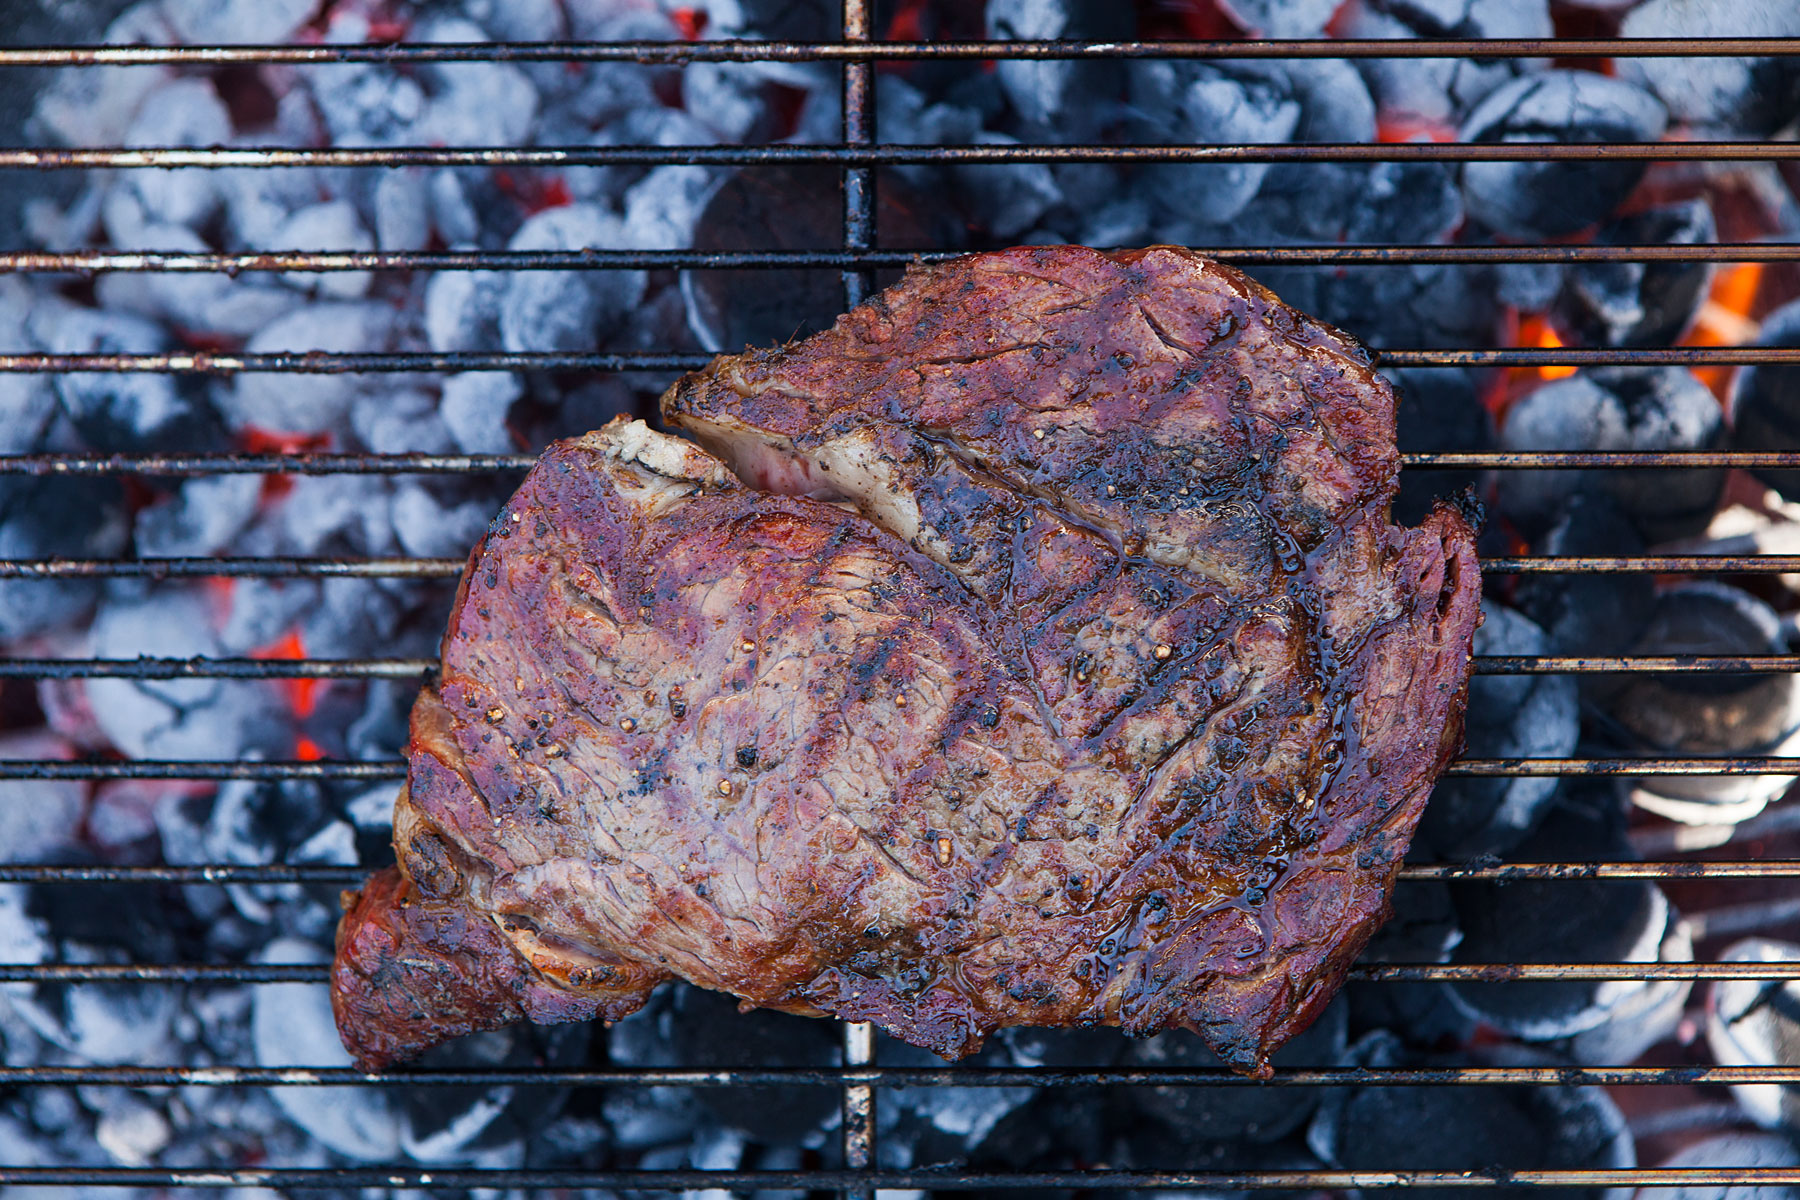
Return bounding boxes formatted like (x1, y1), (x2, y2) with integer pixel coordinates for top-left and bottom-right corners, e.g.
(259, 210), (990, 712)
(331, 246), (1483, 1076)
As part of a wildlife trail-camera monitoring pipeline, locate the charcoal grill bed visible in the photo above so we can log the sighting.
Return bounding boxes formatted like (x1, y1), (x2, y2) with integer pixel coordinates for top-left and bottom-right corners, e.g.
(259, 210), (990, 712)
(3, 10), (1800, 1194)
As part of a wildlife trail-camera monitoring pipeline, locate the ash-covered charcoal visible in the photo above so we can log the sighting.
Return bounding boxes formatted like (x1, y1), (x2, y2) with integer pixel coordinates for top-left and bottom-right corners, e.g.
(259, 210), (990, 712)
(500, 204), (646, 354)
(255, 935), (590, 1164)
(1444, 786), (1689, 1051)
(438, 372), (523, 454)
(1459, 71), (1668, 240)
(1120, 997), (1348, 1145)
(0, 476), (128, 639)
(685, 166), (957, 351)
(113, 75), (231, 233)
(880, 1031), (1034, 1167)
(1239, 60), (1381, 244)
(0, 279), (54, 453)
(608, 984), (840, 1147)
(1308, 1032), (1635, 1200)
(1513, 493), (1657, 696)
(1336, 0), (1552, 129)
(1731, 298), (1800, 502)
(1133, 57), (1376, 242)
(1126, 60), (1301, 227)
(9, 881), (190, 1069)
(1216, 0), (1341, 36)
(1567, 911), (1693, 1068)
(1620, 0), (1800, 135)
(986, 0), (1132, 139)
(1707, 939), (1800, 1131)
(1413, 602), (1577, 862)
(1653, 1133), (1800, 1200)
(1607, 584), (1800, 828)
(26, 295), (202, 451)
(1341, 161), (1465, 246)
(225, 302), (400, 435)
(1498, 367), (1726, 543)
(265, 199), (375, 301)
(1346, 880), (1473, 1049)
(1390, 367), (1494, 527)
(1560, 199), (1718, 349)
(0, 734), (85, 865)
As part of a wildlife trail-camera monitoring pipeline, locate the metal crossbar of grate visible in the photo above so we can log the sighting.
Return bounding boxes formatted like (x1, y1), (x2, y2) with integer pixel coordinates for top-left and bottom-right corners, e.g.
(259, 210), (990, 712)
(3, 11), (1800, 1196)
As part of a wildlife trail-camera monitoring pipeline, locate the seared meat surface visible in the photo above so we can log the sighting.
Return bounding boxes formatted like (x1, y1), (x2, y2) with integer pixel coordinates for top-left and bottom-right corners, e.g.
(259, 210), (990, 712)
(333, 246), (1481, 1074)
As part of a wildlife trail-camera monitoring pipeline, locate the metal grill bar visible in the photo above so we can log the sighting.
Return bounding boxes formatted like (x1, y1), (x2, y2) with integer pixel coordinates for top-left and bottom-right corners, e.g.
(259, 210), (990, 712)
(8, 142), (1800, 170)
(0, 347), (1792, 373)
(0, 1063), (1794, 1088)
(9, 654), (1800, 678)
(0, 862), (1790, 885)
(4, 37), (1800, 67)
(11, 1166), (1800, 1191)
(837, 10), (879, 1190)
(0, 962), (1788, 985)
(3, 757), (1793, 780)
(0, 657), (435, 679)
(4, 554), (1796, 579)
(1, 1165), (1799, 1192)
(3, 450), (1797, 476)
(6, 244), (1800, 274)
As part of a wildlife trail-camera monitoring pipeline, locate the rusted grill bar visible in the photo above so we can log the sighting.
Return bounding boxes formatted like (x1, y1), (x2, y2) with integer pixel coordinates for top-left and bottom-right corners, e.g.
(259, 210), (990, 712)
(6, 1165), (1800, 1191)
(2, 37), (1800, 67)
(2, 243), (1799, 273)
(2, 553), (1794, 579)
(0, 862), (1790, 885)
(7, 142), (1800, 171)
(0, 1063), (1794, 1088)
(7, 653), (1800, 679)
(0, 450), (1793, 475)
(0, 962), (1786, 985)
(4, 757), (1793, 781)
(0, 346), (1791, 374)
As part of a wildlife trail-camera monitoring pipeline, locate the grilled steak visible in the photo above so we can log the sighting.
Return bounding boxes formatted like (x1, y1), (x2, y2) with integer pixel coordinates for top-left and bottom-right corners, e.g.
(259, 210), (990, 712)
(333, 246), (1481, 1074)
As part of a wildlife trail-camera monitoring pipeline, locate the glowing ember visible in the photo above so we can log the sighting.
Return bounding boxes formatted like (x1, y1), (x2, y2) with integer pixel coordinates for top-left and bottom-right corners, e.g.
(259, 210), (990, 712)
(1375, 118), (1455, 145)
(1527, 317), (1579, 382)
(493, 170), (574, 215)
(1684, 262), (1766, 400)
(252, 629), (324, 720)
(239, 426), (332, 507)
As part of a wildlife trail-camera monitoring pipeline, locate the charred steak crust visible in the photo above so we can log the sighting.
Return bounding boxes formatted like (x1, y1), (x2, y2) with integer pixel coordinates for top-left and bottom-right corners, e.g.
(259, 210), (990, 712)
(333, 246), (1481, 1074)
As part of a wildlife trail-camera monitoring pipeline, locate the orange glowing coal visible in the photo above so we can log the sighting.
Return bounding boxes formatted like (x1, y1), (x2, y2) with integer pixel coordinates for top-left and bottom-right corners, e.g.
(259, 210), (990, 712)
(252, 629), (323, 719)
(1684, 261), (1765, 401)
(239, 426), (331, 507)
(1521, 315), (1578, 382)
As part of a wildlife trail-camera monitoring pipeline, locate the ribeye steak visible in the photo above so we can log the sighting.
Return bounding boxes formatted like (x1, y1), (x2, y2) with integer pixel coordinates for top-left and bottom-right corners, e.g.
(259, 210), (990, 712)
(333, 246), (1481, 1074)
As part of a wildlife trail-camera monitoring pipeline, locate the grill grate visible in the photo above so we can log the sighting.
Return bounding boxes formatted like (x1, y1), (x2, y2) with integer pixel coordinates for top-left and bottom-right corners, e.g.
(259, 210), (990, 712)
(2, 6), (1800, 1193)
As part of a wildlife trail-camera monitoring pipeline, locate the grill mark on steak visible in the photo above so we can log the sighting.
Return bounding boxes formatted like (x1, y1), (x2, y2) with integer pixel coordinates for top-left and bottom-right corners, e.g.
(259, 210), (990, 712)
(333, 245), (1481, 1076)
